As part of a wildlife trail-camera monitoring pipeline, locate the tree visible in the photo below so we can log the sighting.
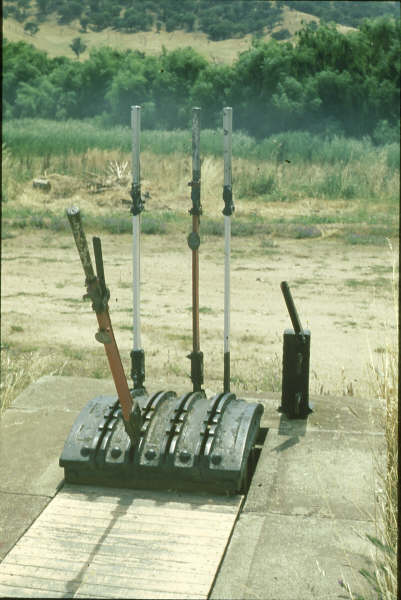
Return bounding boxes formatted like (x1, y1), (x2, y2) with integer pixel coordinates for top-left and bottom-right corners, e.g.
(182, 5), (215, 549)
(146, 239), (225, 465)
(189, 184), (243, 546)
(70, 37), (87, 60)
(36, 0), (50, 13)
(271, 28), (291, 41)
(16, 0), (30, 20)
(15, 78), (58, 118)
(24, 21), (39, 36)
(106, 68), (149, 124)
(120, 8), (153, 33)
(79, 16), (90, 32)
(36, 0), (51, 20)
(79, 46), (125, 117)
(57, 1), (83, 25)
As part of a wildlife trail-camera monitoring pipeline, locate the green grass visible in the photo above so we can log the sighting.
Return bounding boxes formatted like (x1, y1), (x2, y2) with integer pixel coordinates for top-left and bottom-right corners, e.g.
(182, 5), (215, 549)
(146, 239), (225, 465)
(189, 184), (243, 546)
(64, 297), (84, 304)
(345, 230), (396, 246)
(344, 276), (391, 289)
(1, 206), (178, 235)
(2, 119), (399, 243)
(236, 172), (276, 199)
(4, 119), (400, 169)
(345, 279), (370, 288)
(185, 306), (214, 314)
(5, 205), (393, 244)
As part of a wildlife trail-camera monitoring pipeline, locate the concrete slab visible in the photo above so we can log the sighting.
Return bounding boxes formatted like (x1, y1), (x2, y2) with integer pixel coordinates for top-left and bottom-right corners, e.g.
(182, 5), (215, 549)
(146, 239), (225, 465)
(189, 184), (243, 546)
(0, 376), (385, 600)
(210, 512), (375, 600)
(0, 377), (116, 496)
(245, 392), (384, 434)
(1, 407), (70, 496)
(210, 393), (384, 600)
(0, 493), (51, 560)
(244, 426), (384, 521)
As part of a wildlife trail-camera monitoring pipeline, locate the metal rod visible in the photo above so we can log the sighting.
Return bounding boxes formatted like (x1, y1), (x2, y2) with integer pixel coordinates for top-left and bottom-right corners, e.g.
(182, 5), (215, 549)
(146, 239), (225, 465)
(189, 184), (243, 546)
(132, 217), (141, 350)
(223, 107), (234, 393)
(66, 207), (142, 444)
(280, 281), (305, 340)
(192, 215), (200, 352)
(93, 237), (106, 294)
(131, 106), (141, 352)
(192, 107), (201, 353)
(187, 107), (203, 392)
(192, 107), (201, 180)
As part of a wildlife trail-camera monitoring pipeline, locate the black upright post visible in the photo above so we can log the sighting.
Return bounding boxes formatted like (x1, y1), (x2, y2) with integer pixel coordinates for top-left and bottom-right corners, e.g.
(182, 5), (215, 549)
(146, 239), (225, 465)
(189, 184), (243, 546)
(279, 282), (312, 419)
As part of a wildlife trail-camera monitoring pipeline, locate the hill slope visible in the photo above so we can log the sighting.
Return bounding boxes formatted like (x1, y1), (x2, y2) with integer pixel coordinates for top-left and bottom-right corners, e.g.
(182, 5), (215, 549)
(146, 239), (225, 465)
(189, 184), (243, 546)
(3, 5), (355, 64)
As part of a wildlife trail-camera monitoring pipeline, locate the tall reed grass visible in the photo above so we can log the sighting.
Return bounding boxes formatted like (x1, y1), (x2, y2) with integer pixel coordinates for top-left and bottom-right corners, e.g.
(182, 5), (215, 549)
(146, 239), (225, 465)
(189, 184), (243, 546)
(2, 144), (399, 213)
(341, 241), (398, 600)
(3, 119), (400, 169)
(362, 242), (398, 600)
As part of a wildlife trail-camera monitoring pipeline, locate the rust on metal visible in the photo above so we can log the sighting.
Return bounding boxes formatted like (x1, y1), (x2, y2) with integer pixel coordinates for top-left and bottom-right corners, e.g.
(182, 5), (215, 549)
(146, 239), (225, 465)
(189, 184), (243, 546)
(66, 206), (142, 441)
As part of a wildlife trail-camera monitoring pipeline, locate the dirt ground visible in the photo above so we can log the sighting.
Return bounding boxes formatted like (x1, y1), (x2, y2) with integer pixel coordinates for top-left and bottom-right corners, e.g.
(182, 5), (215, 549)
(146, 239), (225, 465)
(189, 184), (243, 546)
(2, 226), (397, 402)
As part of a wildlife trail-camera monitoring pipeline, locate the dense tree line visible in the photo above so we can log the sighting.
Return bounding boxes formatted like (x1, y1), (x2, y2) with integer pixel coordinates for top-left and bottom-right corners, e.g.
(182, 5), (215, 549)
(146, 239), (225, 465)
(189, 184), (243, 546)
(283, 1), (399, 28)
(3, 18), (400, 142)
(3, 0), (283, 40)
(3, 0), (399, 41)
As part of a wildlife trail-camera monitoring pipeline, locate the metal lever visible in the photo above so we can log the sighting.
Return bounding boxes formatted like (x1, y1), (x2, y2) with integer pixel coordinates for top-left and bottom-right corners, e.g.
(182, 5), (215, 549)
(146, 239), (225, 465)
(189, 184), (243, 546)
(93, 237), (106, 293)
(66, 206), (143, 444)
(187, 107), (204, 392)
(279, 280), (311, 419)
(280, 281), (305, 343)
(130, 105), (146, 393)
(223, 107), (234, 393)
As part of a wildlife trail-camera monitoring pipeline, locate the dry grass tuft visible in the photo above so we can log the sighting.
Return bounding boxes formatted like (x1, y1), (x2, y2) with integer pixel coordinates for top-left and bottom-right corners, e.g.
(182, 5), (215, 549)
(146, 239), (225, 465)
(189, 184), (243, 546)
(2, 142), (23, 203)
(343, 240), (398, 600)
(362, 344), (398, 599)
(0, 347), (69, 417)
(365, 241), (398, 599)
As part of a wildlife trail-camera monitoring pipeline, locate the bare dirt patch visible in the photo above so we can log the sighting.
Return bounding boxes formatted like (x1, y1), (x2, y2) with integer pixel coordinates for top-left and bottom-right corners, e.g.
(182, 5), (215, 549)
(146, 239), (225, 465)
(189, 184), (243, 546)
(2, 229), (397, 402)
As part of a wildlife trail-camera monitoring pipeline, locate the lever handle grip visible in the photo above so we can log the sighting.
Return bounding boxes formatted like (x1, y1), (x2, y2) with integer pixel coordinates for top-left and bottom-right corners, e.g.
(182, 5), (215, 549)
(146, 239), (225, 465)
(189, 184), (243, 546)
(93, 236), (106, 294)
(280, 281), (304, 337)
(66, 206), (96, 283)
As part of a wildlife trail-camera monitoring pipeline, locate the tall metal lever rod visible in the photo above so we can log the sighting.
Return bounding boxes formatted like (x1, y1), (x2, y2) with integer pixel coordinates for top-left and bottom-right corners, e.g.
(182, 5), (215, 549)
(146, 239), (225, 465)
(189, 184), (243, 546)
(130, 105), (146, 391)
(280, 281), (305, 343)
(66, 206), (143, 445)
(187, 107), (204, 392)
(223, 107), (234, 393)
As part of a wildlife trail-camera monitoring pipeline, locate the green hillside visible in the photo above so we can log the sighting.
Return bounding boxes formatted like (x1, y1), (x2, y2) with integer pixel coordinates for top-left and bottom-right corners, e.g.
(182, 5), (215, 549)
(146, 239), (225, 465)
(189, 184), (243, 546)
(3, 1), (400, 142)
(3, 0), (399, 42)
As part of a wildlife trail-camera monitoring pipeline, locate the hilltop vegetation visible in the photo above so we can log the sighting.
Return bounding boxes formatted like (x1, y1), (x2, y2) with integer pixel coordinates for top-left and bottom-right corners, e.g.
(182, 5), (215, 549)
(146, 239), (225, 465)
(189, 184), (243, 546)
(3, 0), (282, 40)
(283, 1), (399, 28)
(3, 17), (400, 142)
(3, 0), (399, 41)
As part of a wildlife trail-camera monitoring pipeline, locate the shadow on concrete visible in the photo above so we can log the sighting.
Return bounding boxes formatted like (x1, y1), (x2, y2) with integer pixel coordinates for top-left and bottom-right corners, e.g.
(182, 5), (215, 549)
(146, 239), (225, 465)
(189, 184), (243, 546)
(277, 412), (308, 437)
(62, 490), (130, 598)
(271, 435), (301, 453)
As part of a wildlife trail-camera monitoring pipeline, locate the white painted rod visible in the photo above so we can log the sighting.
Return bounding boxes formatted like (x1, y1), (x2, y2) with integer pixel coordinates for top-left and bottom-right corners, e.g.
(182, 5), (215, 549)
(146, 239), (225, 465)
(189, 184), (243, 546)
(223, 107), (232, 187)
(132, 216), (141, 350)
(131, 105), (141, 185)
(131, 105), (141, 351)
(224, 216), (231, 354)
(223, 107), (232, 356)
